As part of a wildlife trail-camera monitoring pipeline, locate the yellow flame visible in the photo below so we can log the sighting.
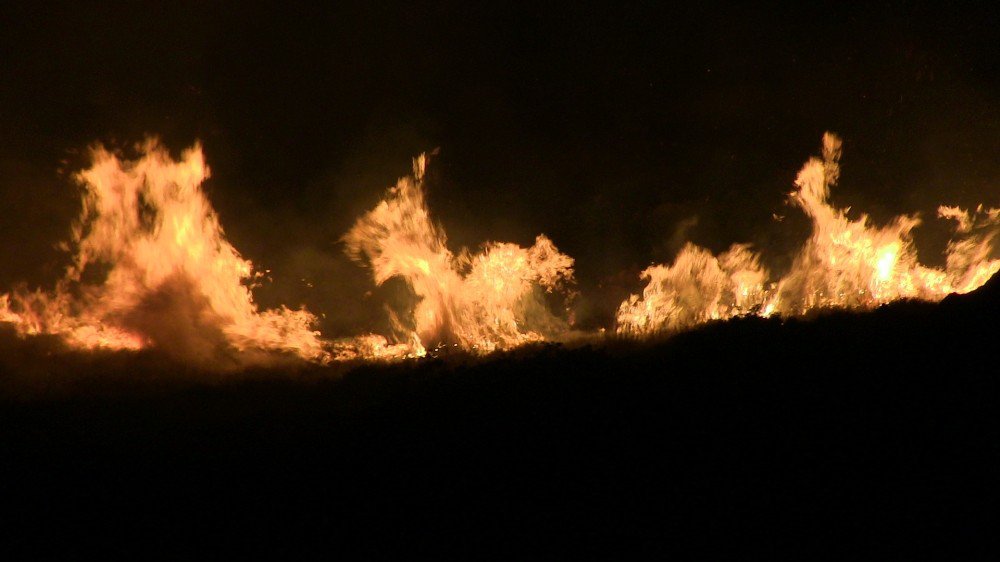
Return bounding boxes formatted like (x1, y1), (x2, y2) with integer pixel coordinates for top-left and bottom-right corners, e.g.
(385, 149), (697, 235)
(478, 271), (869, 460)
(0, 139), (327, 365)
(3, 133), (997, 363)
(617, 243), (768, 334)
(343, 154), (575, 354)
(618, 132), (1000, 335)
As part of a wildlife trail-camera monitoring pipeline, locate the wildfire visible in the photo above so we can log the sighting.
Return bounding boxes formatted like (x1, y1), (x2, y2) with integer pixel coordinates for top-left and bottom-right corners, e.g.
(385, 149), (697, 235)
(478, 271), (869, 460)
(343, 154), (575, 356)
(0, 139), (327, 366)
(617, 132), (1000, 335)
(616, 243), (768, 334)
(2, 132), (997, 366)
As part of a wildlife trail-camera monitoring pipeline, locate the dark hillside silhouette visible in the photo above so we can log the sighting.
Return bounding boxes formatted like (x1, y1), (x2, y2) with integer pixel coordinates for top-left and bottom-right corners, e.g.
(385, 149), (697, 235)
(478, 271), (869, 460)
(2, 274), (1000, 556)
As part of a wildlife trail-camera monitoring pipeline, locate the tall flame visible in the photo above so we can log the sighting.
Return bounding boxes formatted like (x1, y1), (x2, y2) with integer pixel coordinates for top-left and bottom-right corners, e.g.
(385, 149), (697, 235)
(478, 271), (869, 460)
(343, 154), (575, 355)
(3, 133), (996, 364)
(0, 139), (327, 365)
(618, 132), (1000, 334)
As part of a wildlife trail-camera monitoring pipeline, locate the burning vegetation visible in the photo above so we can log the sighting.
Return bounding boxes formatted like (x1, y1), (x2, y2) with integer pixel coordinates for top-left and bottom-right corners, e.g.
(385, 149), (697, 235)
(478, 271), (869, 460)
(617, 132), (1000, 334)
(341, 153), (575, 359)
(1, 132), (999, 366)
(0, 140), (326, 368)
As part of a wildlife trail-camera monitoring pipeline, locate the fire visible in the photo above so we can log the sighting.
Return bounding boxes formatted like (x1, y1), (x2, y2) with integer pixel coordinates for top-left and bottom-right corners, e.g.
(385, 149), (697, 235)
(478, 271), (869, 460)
(618, 132), (1000, 334)
(329, 333), (426, 362)
(0, 142), (575, 365)
(0, 139), (327, 366)
(616, 243), (768, 334)
(2, 132), (996, 364)
(343, 154), (575, 355)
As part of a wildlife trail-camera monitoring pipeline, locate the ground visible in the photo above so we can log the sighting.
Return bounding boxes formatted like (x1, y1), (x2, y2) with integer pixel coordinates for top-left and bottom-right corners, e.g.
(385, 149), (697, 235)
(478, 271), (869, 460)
(2, 281), (999, 556)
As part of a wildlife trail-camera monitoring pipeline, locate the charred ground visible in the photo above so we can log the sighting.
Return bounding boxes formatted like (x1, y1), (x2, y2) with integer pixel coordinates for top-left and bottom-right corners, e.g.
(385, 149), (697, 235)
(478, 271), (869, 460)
(2, 277), (1000, 556)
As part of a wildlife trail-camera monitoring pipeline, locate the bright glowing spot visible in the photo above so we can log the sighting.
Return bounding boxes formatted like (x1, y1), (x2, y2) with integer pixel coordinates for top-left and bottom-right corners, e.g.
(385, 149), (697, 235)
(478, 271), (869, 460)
(876, 245), (898, 282)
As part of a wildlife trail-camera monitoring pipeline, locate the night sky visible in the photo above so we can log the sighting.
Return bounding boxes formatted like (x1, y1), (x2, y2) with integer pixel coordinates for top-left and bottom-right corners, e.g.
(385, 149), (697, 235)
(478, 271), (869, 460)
(1, 1), (998, 333)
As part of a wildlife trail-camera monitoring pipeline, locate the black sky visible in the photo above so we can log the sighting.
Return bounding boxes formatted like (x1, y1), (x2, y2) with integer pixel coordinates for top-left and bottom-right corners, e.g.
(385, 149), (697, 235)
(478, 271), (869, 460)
(1, 1), (998, 331)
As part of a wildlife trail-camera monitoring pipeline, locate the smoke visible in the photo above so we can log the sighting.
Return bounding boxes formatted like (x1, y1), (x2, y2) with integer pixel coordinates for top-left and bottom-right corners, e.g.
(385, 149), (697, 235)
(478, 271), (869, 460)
(0, 155), (80, 291)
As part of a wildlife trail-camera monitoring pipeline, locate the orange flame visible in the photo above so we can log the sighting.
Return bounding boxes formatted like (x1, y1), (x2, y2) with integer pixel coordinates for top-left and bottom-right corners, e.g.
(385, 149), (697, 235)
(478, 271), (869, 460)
(617, 243), (769, 334)
(3, 133), (995, 363)
(0, 139), (327, 366)
(618, 132), (1000, 334)
(343, 154), (575, 355)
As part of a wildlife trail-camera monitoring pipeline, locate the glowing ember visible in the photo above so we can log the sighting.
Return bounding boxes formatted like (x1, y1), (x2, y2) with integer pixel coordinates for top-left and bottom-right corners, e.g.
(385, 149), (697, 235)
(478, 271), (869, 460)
(343, 154), (575, 355)
(0, 139), (327, 366)
(618, 132), (1000, 335)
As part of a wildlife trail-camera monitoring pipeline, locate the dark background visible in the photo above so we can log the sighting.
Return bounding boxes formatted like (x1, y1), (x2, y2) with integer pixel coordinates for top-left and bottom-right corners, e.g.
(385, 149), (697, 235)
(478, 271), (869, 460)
(1, 1), (998, 333)
(2, 4), (999, 554)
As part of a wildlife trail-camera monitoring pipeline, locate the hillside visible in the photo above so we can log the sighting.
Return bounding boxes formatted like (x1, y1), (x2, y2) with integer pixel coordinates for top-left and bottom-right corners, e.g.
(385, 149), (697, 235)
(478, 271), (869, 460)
(2, 278), (999, 556)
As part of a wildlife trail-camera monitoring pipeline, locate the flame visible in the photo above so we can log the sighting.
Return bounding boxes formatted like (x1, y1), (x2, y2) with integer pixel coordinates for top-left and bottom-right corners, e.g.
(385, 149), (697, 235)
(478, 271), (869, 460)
(618, 132), (1000, 335)
(0, 139), (327, 365)
(343, 154), (575, 355)
(617, 243), (768, 334)
(3, 133), (996, 364)
(329, 333), (426, 362)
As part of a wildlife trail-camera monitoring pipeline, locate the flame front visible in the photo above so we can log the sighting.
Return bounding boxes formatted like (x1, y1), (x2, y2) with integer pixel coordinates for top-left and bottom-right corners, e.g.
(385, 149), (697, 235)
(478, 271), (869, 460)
(0, 139), (327, 366)
(343, 154), (575, 356)
(2, 132), (996, 366)
(618, 132), (1000, 335)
